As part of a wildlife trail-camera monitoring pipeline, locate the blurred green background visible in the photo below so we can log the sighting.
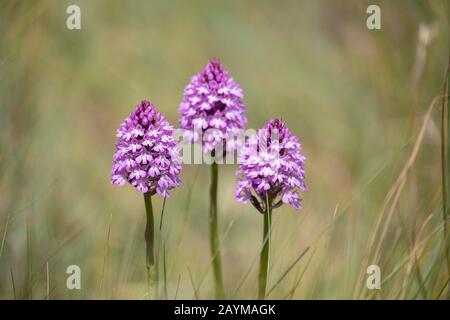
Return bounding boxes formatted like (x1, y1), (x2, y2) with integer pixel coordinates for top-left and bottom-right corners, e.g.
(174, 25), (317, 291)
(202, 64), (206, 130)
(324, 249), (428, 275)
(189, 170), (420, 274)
(0, 0), (449, 299)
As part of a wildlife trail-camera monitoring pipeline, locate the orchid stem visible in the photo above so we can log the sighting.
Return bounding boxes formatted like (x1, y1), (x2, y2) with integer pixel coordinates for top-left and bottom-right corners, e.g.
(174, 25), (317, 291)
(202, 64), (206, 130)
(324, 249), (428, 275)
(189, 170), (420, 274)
(210, 162), (225, 299)
(144, 192), (155, 298)
(258, 194), (272, 299)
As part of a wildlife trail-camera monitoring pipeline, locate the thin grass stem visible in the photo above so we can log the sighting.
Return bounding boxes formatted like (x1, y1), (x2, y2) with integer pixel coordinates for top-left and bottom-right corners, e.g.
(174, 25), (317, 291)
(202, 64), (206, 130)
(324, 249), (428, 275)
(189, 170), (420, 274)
(10, 267), (16, 300)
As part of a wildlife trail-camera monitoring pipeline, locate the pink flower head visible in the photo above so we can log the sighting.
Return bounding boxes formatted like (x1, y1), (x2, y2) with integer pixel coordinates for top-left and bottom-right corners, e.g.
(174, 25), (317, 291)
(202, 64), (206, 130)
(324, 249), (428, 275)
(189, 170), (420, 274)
(111, 100), (182, 196)
(235, 119), (306, 212)
(178, 59), (247, 154)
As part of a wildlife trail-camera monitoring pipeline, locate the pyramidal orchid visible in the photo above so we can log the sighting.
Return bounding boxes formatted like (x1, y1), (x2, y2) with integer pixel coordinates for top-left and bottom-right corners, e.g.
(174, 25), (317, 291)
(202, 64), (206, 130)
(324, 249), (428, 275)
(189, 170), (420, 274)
(178, 59), (247, 298)
(235, 118), (306, 299)
(111, 99), (182, 296)
(178, 59), (247, 154)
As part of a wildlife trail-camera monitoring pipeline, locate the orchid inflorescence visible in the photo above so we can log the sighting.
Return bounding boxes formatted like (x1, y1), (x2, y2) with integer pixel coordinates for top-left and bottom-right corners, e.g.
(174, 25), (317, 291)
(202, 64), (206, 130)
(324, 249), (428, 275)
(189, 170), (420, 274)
(110, 59), (306, 300)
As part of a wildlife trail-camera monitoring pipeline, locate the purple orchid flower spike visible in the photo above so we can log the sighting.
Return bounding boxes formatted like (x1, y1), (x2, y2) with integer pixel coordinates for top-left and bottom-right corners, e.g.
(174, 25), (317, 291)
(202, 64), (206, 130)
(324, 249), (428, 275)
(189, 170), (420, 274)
(178, 59), (247, 155)
(235, 118), (306, 212)
(234, 118), (306, 299)
(178, 59), (248, 298)
(111, 100), (182, 196)
(111, 100), (182, 298)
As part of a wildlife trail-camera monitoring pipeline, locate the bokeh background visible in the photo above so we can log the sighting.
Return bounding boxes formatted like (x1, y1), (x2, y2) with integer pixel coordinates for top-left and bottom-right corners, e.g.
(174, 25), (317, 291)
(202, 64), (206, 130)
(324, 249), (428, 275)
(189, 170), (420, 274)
(0, 0), (449, 299)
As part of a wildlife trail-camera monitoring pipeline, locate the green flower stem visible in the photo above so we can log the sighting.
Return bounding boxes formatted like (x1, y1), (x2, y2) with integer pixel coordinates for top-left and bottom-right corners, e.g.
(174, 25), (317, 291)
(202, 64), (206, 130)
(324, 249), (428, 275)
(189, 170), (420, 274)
(210, 162), (225, 299)
(144, 192), (155, 298)
(258, 195), (272, 300)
